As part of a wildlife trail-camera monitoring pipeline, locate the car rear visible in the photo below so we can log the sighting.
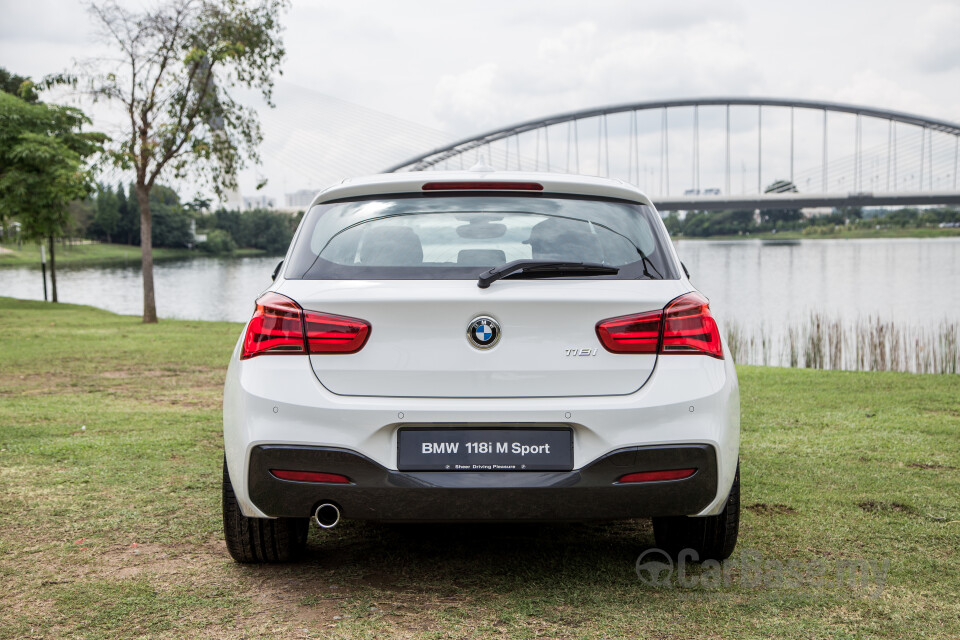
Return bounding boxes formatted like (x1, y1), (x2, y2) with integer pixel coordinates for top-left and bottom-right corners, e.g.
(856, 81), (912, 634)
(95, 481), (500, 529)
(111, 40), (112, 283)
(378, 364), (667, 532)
(222, 171), (740, 562)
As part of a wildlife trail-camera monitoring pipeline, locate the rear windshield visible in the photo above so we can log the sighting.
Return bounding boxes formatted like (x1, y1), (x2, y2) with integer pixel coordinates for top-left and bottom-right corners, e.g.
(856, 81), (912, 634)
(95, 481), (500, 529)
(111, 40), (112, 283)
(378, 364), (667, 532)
(285, 193), (678, 280)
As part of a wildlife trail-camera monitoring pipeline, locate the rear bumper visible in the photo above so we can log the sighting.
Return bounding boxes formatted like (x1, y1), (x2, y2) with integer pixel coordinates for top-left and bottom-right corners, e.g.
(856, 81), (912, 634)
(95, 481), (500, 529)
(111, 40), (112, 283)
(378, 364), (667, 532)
(248, 443), (718, 521)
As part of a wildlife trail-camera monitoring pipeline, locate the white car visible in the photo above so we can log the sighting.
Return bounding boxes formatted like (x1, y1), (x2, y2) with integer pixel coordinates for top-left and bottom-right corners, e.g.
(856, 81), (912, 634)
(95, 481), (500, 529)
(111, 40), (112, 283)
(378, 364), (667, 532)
(222, 171), (740, 563)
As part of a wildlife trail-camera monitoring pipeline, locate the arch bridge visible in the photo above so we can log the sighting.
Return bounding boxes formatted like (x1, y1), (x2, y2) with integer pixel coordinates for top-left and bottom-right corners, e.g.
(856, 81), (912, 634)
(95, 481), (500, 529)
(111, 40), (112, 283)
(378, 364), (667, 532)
(386, 98), (960, 211)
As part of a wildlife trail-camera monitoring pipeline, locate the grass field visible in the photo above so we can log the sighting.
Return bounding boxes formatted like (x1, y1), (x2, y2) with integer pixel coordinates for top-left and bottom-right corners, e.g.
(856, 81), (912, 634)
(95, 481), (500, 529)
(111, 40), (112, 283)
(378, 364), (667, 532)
(0, 242), (265, 269)
(1, 297), (958, 639)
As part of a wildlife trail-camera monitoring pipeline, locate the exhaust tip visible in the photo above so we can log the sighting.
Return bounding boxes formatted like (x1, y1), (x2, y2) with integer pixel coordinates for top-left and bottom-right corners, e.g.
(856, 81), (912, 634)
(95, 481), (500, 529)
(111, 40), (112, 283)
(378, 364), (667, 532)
(313, 503), (340, 529)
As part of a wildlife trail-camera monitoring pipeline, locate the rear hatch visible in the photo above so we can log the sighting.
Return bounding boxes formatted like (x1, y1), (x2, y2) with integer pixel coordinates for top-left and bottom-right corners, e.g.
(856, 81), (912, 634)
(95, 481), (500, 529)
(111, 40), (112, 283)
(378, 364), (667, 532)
(278, 279), (689, 398)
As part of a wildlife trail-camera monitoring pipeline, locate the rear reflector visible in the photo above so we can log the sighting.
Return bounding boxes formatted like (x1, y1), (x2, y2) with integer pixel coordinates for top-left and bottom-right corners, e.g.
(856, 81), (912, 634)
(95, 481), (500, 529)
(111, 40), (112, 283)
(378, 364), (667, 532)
(616, 468), (697, 483)
(421, 181), (543, 191)
(270, 469), (351, 484)
(595, 292), (723, 359)
(241, 292), (371, 359)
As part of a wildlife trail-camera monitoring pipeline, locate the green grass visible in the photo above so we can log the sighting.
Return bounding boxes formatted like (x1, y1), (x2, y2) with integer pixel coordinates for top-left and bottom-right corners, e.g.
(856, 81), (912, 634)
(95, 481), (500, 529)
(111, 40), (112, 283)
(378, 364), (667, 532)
(0, 242), (265, 268)
(1, 297), (958, 639)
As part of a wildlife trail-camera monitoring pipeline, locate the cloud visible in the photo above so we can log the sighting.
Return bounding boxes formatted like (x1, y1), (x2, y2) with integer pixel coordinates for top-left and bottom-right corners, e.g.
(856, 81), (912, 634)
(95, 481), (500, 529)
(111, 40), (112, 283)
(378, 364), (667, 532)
(431, 17), (760, 133)
(913, 2), (960, 73)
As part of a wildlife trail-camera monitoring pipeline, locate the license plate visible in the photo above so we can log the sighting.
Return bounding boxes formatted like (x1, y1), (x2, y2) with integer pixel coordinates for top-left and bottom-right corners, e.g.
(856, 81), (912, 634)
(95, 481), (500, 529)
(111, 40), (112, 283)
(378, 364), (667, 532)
(397, 428), (573, 471)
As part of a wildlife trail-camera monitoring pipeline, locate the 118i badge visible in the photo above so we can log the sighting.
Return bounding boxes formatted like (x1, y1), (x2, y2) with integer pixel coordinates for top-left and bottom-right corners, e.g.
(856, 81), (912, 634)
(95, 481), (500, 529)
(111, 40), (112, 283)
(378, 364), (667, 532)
(467, 315), (500, 349)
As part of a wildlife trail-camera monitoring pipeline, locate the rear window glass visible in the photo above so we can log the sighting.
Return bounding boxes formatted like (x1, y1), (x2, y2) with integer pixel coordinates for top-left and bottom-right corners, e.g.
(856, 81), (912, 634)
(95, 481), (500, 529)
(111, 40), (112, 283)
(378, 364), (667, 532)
(285, 193), (678, 280)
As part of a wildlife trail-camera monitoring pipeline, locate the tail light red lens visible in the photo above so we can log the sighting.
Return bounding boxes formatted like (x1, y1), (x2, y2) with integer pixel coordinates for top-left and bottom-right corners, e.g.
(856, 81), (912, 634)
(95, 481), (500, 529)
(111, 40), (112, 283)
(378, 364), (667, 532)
(241, 292), (370, 359)
(242, 292), (305, 358)
(596, 310), (662, 354)
(596, 292), (723, 359)
(270, 469), (351, 484)
(616, 468), (697, 483)
(304, 311), (371, 354)
(661, 292), (723, 359)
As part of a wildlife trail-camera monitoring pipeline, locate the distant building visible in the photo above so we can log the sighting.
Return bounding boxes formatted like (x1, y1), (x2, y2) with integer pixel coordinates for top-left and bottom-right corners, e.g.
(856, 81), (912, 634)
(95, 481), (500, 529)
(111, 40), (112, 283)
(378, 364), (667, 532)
(189, 219), (207, 247)
(285, 189), (317, 208)
(242, 195), (276, 211)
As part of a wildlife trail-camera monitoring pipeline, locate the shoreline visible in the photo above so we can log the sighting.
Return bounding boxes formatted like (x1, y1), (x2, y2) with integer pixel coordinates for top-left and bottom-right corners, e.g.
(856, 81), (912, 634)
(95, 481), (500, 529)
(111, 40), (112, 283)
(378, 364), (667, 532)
(674, 227), (960, 241)
(0, 242), (270, 269)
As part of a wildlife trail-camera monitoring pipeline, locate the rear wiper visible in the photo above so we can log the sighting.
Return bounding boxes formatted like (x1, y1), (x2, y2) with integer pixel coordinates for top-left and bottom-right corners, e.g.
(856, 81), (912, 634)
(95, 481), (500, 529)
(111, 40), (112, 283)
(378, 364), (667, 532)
(478, 259), (619, 289)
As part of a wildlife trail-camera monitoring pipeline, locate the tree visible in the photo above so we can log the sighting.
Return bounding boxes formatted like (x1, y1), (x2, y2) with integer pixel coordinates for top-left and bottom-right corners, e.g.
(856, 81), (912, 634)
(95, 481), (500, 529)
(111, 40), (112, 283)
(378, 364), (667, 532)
(92, 183), (121, 242)
(115, 182), (138, 245)
(0, 92), (104, 302)
(0, 67), (38, 103)
(83, 0), (288, 322)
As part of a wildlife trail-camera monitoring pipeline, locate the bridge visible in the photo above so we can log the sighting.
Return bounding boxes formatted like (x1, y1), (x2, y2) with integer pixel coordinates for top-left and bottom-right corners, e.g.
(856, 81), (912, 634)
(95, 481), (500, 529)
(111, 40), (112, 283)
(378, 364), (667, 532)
(386, 98), (960, 211)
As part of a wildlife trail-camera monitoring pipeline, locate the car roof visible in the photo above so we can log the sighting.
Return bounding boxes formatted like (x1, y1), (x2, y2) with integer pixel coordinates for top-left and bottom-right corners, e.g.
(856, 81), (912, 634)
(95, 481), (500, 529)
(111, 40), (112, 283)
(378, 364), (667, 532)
(312, 171), (655, 208)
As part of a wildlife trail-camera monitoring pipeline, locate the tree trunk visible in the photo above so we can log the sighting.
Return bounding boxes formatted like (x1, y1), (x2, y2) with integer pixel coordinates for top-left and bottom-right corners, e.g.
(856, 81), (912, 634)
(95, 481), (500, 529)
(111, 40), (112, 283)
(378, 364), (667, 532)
(136, 182), (158, 323)
(48, 235), (58, 303)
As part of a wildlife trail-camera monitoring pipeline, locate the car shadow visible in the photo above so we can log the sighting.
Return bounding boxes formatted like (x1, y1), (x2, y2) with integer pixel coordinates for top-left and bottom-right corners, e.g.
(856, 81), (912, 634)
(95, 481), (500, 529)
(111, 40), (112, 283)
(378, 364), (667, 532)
(240, 519), (657, 598)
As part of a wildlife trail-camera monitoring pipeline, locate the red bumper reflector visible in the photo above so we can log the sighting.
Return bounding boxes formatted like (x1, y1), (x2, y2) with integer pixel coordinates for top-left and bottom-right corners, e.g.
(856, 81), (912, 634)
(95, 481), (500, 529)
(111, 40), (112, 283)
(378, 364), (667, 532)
(421, 181), (543, 191)
(270, 469), (351, 484)
(616, 468), (697, 483)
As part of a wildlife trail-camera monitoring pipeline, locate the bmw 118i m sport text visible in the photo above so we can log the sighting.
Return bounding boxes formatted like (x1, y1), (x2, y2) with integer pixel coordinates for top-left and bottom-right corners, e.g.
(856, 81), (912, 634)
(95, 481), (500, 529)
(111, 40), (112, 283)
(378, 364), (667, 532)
(222, 171), (740, 563)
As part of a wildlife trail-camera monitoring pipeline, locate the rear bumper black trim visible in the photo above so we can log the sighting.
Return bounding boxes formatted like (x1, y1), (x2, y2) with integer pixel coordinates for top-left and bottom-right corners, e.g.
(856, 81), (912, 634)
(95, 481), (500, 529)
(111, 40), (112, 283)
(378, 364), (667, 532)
(247, 443), (718, 521)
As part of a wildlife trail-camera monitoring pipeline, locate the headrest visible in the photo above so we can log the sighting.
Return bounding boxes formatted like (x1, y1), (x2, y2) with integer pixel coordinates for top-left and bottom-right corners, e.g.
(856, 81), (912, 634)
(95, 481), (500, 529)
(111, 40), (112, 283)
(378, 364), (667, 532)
(358, 226), (423, 266)
(524, 217), (604, 262)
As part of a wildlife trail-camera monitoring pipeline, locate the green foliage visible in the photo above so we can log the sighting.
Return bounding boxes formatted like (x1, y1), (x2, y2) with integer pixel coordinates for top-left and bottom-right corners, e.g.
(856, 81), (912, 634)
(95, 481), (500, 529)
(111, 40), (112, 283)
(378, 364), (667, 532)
(0, 67), (38, 102)
(86, 185), (298, 252)
(90, 184), (120, 242)
(149, 202), (192, 248)
(668, 203), (960, 238)
(88, 183), (193, 248)
(681, 209), (756, 237)
(198, 228), (237, 254)
(199, 207), (298, 253)
(237, 208), (297, 253)
(662, 211), (681, 235)
(0, 92), (105, 241)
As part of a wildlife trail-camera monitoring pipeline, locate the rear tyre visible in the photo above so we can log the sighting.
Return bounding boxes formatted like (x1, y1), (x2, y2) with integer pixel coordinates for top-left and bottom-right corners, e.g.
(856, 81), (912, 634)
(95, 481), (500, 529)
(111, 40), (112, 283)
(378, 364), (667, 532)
(652, 463), (740, 562)
(222, 458), (309, 563)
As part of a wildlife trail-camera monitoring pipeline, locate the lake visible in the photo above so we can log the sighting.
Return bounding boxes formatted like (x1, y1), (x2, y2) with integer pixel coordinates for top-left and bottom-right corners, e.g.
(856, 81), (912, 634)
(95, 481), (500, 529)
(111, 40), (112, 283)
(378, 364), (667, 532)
(2, 238), (959, 370)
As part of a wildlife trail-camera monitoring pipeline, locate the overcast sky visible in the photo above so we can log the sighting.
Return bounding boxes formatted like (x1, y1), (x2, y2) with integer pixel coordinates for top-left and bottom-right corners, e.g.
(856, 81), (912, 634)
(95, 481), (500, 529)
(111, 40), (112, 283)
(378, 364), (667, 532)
(2, 0), (958, 201)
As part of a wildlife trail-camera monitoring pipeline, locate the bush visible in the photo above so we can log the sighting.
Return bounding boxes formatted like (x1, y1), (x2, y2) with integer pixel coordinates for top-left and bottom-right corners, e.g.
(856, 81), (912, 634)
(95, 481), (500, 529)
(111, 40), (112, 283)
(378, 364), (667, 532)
(198, 229), (237, 255)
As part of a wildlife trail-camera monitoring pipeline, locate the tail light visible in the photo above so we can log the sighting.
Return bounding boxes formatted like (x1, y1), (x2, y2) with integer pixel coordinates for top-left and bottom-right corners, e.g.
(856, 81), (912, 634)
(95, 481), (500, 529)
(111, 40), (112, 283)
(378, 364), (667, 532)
(661, 293), (723, 358)
(596, 292), (723, 359)
(595, 309), (662, 354)
(241, 292), (370, 359)
(303, 311), (371, 354)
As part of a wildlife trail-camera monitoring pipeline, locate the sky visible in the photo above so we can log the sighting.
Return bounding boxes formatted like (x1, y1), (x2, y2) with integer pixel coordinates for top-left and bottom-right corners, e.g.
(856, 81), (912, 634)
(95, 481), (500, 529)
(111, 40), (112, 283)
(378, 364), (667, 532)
(1, 0), (958, 203)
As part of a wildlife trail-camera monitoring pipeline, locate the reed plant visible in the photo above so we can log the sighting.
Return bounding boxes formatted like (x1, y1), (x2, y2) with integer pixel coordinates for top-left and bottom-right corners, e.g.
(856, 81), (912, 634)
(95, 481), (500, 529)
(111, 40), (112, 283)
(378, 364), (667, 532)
(723, 314), (960, 374)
